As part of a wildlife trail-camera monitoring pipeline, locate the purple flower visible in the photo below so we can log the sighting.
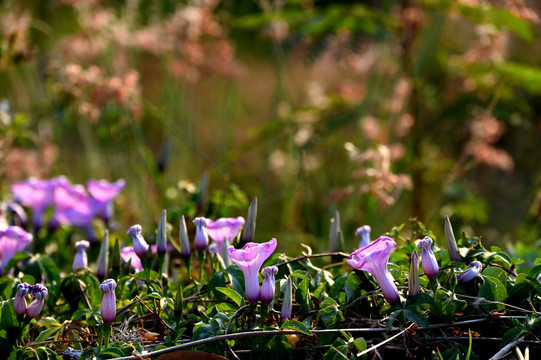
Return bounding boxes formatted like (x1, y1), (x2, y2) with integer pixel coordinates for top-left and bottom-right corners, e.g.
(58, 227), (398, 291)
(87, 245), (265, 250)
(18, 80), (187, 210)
(347, 236), (400, 304)
(127, 224), (149, 259)
(417, 237), (439, 279)
(121, 245), (157, 271)
(355, 225), (371, 248)
(228, 238), (277, 303)
(26, 284), (48, 319)
(0, 225), (33, 274)
(193, 217), (209, 251)
(260, 266), (278, 305)
(456, 261), (482, 284)
(73, 240), (90, 271)
(11, 177), (59, 230)
(281, 277), (292, 319)
(408, 250), (420, 298)
(14, 283), (31, 316)
(99, 279), (117, 325)
(87, 179), (125, 224)
(50, 181), (88, 229)
(207, 217), (245, 265)
(62, 196), (101, 244)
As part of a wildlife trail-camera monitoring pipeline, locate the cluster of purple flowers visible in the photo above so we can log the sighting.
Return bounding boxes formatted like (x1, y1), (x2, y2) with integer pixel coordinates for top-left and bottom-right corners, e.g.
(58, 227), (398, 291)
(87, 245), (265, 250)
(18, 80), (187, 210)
(13, 283), (48, 319)
(11, 176), (125, 243)
(347, 230), (483, 304)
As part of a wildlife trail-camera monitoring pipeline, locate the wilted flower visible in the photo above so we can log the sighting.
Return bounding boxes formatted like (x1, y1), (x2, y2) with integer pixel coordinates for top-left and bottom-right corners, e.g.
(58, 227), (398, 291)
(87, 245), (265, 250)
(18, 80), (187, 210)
(73, 240), (90, 271)
(281, 277), (293, 319)
(26, 284), (48, 319)
(408, 250), (420, 298)
(0, 225), (33, 274)
(99, 279), (117, 325)
(347, 236), (400, 303)
(417, 237), (439, 279)
(14, 282), (31, 316)
(355, 225), (371, 248)
(87, 179), (126, 224)
(260, 266), (278, 305)
(228, 238), (277, 303)
(193, 217), (209, 251)
(456, 261), (482, 284)
(127, 224), (149, 259)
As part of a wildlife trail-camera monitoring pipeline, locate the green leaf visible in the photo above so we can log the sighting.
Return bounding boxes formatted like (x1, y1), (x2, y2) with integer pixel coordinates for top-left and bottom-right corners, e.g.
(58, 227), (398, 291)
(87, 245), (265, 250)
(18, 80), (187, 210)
(479, 275), (507, 310)
(281, 320), (312, 336)
(403, 308), (429, 328)
(216, 287), (244, 307)
(353, 337), (367, 352)
(35, 326), (61, 343)
(344, 274), (360, 302)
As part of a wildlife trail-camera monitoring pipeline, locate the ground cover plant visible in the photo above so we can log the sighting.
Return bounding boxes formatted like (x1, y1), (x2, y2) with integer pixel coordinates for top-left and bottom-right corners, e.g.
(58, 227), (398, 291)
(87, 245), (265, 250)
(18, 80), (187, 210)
(1, 185), (540, 359)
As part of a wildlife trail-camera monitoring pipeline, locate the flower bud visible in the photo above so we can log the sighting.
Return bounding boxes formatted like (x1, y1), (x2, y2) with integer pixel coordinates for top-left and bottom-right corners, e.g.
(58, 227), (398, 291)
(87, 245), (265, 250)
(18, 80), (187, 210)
(127, 224), (149, 259)
(26, 284), (47, 319)
(14, 283), (31, 316)
(241, 197), (257, 244)
(444, 216), (461, 262)
(99, 279), (117, 325)
(193, 217), (209, 251)
(329, 211), (344, 252)
(157, 209), (167, 255)
(418, 236), (439, 279)
(179, 215), (191, 257)
(281, 277), (293, 320)
(456, 261), (482, 284)
(96, 230), (109, 280)
(73, 240), (90, 271)
(260, 266), (278, 305)
(408, 250), (419, 298)
(355, 225), (371, 248)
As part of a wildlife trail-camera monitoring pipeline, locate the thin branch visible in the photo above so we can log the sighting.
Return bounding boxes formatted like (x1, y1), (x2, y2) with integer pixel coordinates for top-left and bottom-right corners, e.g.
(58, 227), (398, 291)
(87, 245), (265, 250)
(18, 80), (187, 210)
(489, 337), (524, 360)
(356, 324), (414, 357)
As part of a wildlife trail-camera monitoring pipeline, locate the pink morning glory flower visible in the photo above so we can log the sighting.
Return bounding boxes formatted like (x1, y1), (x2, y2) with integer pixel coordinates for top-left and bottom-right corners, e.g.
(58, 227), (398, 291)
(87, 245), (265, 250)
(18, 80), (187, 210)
(62, 196), (101, 244)
(228, 238), (277, 303)
(121, 245), (157, 271)
(417, 236), (439, 279)
(260, 266), (278, 305)
(99, 279), (117, 325)
(73, 240), (90, 271)
(456, 261), (482, 284)
(87, 179), (126, 224)
(50, 181), (88, 230)
(207, 217), (245, 266)
(11, 177), (61, 230)
(0, 225), (33, 275)
(347, 236), (400, 303)
(26, 284), (48, 319)
(355, 225), (371, 248)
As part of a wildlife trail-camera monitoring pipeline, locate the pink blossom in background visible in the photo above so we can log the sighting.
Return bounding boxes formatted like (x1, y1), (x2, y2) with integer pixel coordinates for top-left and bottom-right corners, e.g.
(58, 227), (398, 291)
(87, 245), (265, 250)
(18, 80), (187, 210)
(0, 225), (33, 274)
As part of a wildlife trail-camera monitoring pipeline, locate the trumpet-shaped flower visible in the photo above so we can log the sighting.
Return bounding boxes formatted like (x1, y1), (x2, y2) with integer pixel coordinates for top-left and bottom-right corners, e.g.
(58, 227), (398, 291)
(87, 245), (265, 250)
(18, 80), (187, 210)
(408, 250), (420, 298)
(417, 237), (439, 279)
(26, 284), (48, 319)
(50, 180), (88, 230)
(11, 177), (60, 230)
(127, 224), (149, 259)
(355, 225), (371, 248)
(87, 179), (126, 224)
(193, 217), (209, 251)
(281, 277), (293, 319)
(73, 240), (90, 271)
(228, 238), (277, 303)
(207, 217), (245, 266)
(347, 236), (400, 303)
(0, 225), (33, 275)
(14, 283), (31, 316)
(456, 261), (482, 284)
(260, 266), (278, 305)
(99, 279), (117, 325)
